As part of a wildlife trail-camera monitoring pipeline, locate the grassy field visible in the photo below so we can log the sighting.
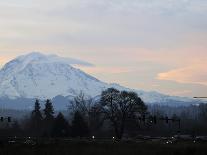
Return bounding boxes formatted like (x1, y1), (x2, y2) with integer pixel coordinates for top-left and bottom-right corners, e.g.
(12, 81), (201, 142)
(0, 139), (207, 155)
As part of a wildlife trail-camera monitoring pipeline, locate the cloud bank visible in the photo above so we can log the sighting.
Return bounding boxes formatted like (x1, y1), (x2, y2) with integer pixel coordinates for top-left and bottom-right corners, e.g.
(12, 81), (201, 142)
(0, 0), (207, 97)
(158, 62), (207, 86)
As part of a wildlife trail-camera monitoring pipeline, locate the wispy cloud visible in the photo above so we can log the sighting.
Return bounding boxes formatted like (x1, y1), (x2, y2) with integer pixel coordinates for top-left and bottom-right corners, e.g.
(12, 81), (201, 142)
(0, 0), (207, 97)
(0, 0), (207, 49)
(157, 62), (207, 86)
(170, 90), (192, 96)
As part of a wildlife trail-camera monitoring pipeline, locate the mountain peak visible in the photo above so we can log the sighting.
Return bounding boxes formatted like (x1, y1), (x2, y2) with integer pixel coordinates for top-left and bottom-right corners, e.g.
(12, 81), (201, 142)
(17, 52), (47, 60)
(0, 52), (104, 99)
(15, 52), (93, 67)
(0, 52), (196, 107)
(21, 51), (45, 57)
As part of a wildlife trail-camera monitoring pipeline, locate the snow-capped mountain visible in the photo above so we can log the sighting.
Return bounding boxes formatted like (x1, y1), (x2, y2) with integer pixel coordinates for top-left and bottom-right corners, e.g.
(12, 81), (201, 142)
(0, 52), (198, 109)
(0, 52), (109, 99)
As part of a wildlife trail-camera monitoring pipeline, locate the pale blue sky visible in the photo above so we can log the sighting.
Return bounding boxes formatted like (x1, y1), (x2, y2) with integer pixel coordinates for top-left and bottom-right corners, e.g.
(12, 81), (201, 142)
(0, 0), (207, 97)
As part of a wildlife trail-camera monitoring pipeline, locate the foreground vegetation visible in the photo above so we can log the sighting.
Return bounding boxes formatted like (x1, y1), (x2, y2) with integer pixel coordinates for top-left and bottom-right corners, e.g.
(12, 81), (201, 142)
(0, 88), (207, 155)
(1, 88), (149, 139)
(0, 140), (207, 155)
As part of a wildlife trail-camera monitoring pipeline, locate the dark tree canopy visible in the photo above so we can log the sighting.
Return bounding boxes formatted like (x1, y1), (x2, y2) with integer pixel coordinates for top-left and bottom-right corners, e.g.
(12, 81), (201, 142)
(3, 94), (207, 139)
(30, 99), (43, 136)
(69, 91), (93, 118)
(199, 103), (207, 121)
(52, 112), (70, 137)
(71, 111), (89, 137)
(31, 99), (43, 122)
(43, 99), (55, 137)
(100, 88), (147, 139)
(44, 99), (54, 121)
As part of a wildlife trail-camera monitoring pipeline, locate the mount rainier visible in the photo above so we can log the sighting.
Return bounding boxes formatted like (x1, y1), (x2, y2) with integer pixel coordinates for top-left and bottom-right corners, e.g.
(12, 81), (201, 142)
(0, 52), (198, 109)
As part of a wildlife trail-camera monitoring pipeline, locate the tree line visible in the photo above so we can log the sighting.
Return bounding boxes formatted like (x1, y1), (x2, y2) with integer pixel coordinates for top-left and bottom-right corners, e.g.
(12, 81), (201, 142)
(1, 88), (207, 139)
(28, 88), (148, 139)
(0, 88), (149, 139)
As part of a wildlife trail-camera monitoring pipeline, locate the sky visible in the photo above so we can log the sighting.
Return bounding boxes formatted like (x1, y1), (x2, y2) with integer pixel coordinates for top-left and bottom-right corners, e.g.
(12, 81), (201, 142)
(0, 0), (207, 97)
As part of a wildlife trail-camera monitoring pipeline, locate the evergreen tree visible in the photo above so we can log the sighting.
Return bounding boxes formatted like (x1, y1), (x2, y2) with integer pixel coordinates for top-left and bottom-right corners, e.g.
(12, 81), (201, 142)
(31, 99), (43, 122)
(44, 99), (54, 121)
(43, 99), (54, 137)
(52, 112), (70, 137)
(71, 111), (89, 137)
(30, 99), (43, 136)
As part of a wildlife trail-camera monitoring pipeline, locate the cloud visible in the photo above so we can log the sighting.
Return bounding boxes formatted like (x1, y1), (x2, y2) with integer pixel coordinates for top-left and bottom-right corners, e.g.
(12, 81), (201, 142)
(0, 55), (14, 68)
(48, 54), (94, 67)
(170, 90), (192, 96)
(0, 0), (207, 50)
(1, 52), (94, 68)
(157, 62), (207, 86)
(0, 0), (207, 97)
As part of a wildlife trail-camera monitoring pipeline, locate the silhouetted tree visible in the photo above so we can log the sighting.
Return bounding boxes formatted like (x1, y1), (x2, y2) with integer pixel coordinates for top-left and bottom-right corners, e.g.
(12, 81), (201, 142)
(100, 88), (147, 139)
(69, 92), (98, 133)
(44, 99), (54, 120)
(10, 120), (23, 137)
(199, 103), (207, 122)
(69, 92), (93, 118)
(52, 112), (70, 137)
(71, 111), (89, 137)
(88, 104), (105, 136)
(43, 99), (54, 137)
(30, 99), (43, 136)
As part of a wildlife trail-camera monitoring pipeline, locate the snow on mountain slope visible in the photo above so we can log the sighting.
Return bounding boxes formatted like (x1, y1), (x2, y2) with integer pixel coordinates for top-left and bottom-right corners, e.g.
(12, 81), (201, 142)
(0, 52), (108, 99)
(109, 83), (195, 104)
(0, 52), (196, 106)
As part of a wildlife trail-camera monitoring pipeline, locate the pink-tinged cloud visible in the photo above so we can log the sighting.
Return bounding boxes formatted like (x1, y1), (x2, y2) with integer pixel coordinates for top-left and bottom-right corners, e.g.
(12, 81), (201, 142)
(157, 62), (207, 86)
(0, 56), (12, 67)
(170, 90), (193, 96)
